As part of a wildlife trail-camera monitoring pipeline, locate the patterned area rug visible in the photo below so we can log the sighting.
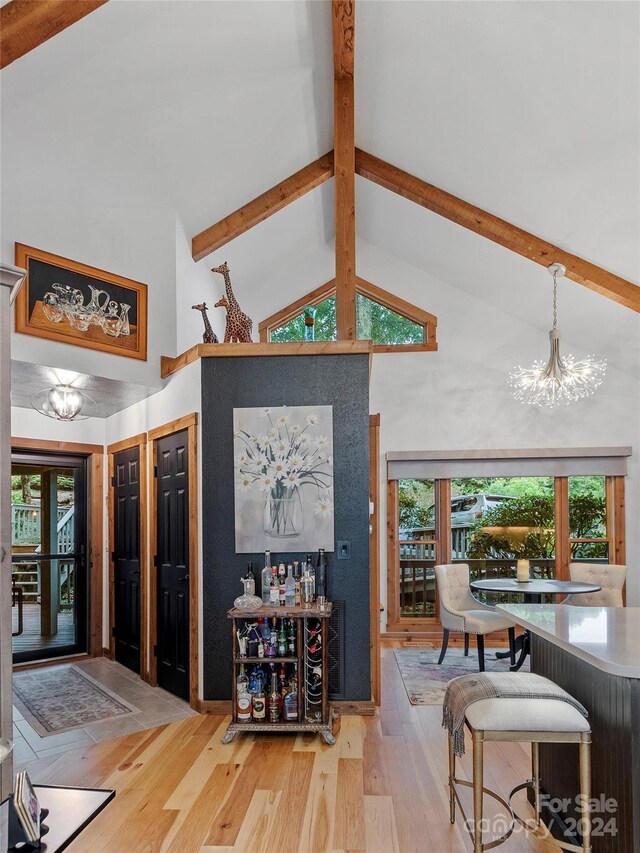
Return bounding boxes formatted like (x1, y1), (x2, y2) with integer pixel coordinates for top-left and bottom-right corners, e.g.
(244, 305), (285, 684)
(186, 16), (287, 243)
(394, 646), (529, 705)
(13, 665), (139, 736)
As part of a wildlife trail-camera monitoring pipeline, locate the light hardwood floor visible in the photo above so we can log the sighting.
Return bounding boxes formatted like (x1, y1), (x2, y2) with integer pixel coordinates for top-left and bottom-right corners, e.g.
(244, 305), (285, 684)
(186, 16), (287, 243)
(24, 646), (559, 852)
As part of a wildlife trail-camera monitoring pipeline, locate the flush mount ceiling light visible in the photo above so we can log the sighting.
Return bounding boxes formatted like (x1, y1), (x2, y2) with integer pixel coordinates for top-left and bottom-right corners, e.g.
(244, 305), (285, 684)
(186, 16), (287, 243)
(508, 263), (606, 408)
(30, 383), (97, 421)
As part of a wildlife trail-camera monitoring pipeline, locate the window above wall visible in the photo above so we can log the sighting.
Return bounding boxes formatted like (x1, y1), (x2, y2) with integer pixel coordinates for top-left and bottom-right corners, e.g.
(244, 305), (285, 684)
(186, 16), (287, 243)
(259, 278), (438, 353)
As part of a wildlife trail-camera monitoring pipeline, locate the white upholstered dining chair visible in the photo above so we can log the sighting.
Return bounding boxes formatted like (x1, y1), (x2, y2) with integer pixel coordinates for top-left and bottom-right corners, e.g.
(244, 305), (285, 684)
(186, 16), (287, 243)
(434, 563), (516, 672)
(564, 562), (626, 607)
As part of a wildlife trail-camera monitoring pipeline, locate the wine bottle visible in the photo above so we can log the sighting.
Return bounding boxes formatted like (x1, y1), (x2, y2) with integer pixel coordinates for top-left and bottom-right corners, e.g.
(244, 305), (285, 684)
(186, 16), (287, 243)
(261, 550), (272, 603)
(269, 567), (279, 606)
(287, 619), (296, 654)
(236, 665), (251, 722)
(268, 669), (281, 722)
(277, 620), (287, 656)
(316, 548), (327, 601)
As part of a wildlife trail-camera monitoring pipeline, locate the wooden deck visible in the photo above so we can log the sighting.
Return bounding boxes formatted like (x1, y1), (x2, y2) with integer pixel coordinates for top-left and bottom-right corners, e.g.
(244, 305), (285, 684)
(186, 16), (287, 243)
(12, 603), (75, 655)
(22, 645), (558, 852)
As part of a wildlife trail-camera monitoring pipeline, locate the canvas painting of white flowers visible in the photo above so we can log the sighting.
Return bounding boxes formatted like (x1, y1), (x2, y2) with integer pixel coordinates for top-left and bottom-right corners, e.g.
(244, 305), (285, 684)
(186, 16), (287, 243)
(233, 405), (334, 553)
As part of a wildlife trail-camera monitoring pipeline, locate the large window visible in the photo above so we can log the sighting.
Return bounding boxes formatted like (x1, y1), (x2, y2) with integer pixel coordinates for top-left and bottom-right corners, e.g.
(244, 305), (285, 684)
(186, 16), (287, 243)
(389, 471), (623, 628)
(260, 279), (437, 352)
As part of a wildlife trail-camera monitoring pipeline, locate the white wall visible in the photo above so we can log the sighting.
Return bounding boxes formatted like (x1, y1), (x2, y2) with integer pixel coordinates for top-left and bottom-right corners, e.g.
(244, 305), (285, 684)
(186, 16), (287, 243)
(359, 241), (640, 613)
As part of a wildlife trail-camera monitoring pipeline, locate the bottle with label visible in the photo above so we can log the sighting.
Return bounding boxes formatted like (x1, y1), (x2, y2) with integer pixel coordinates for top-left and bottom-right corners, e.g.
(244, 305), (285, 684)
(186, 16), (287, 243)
(285, 564), (296, 607)
(261, 550), (272, 603)
(245, 562), (256, 595)
(301, 568), (314, 608)
(316, 549), (327, 601)
(258, 617), (270, 643)
(305, 553), (316, 597)
(278, 562), (286, 606)
(293, 561), (302, 606)
(257, 638), (264, 658)
(268, 669), (281, 722)
(277, 620), (287, 656)
(269, 567), (279, 606)
(252, 683), (266, 721)
(283, 664), (298, 721)
(267, 618), (278, 657)
(236, 665), (251, 722)
(287, 619), (296, 654)
(278, 663), (288, 695)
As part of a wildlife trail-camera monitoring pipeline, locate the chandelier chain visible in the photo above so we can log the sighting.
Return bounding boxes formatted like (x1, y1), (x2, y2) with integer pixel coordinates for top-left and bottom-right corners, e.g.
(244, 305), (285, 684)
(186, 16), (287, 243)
(552, 270), (558, 330)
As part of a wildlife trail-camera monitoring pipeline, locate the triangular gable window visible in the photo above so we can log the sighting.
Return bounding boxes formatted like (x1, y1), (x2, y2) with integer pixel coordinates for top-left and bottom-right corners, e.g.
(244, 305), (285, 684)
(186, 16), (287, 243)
(261, 279), (437, 352)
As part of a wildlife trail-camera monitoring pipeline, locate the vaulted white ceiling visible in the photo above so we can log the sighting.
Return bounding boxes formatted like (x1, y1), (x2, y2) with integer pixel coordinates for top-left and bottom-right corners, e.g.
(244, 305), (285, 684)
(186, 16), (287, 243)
(2, 0), (638, 381)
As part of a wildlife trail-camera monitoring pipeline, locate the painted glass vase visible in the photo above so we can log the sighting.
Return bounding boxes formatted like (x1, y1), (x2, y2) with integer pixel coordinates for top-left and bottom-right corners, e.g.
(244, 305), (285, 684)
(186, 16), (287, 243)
(263, 486), (303, 537)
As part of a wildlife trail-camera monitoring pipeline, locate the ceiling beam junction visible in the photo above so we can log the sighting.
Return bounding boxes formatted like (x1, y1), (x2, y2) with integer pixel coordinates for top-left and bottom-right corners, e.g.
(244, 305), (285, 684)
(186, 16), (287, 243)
(0, 0), (109, 69)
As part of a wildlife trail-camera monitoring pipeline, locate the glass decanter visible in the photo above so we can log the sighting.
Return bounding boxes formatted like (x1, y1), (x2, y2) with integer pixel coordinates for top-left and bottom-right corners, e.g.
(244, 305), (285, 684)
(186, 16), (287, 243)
(234, 577), (262, 611)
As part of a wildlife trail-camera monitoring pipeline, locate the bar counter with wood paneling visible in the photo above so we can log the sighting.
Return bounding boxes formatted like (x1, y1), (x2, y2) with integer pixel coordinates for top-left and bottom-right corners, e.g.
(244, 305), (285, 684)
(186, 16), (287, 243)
(498, 604), (640, 853)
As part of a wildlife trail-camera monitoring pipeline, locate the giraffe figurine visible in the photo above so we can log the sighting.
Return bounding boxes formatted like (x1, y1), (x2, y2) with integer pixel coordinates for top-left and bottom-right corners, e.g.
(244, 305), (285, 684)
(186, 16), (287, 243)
(211, 261), (253, 343)
(191, 302), (219, 344)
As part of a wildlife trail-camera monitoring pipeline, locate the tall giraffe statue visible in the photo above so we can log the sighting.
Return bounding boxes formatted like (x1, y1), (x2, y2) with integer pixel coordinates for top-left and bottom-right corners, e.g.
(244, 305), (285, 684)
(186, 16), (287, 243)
(211, 261), (253, 343)
(191, 302), (219, 343)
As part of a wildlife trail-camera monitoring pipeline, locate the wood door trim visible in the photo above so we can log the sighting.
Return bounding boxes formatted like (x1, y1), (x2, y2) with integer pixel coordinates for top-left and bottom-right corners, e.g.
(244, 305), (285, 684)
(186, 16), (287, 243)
(386, 479), (399, 630)
(369, 413), (381, 706)
(148, 412), (198, 442)
(11, 437), (103, 658)
(148, 414), (199, 707)
(107, 434), (148, 668)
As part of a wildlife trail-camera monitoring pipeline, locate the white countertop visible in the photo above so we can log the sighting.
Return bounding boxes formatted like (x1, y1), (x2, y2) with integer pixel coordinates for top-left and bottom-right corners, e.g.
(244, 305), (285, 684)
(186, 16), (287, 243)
(496, 604), (640, 679)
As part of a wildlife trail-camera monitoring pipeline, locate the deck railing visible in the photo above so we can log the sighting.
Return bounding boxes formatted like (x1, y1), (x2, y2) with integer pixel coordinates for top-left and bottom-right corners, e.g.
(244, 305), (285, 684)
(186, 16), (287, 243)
(11, 503), (74, 551)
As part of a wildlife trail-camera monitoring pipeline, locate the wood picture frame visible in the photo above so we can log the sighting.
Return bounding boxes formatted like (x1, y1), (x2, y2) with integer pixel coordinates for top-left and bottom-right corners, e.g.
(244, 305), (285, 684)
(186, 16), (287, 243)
(14, 243), (148, 361)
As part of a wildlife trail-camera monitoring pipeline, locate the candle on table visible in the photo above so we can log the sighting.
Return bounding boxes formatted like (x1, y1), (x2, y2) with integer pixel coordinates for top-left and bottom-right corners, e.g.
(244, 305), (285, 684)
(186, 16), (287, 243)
(517, 559), (530, 582)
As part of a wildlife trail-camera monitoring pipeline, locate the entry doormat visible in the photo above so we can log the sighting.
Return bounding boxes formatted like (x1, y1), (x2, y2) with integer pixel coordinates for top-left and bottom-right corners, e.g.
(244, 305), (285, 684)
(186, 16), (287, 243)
(394, 647), (529, 705)
(13, 665), (139, 736)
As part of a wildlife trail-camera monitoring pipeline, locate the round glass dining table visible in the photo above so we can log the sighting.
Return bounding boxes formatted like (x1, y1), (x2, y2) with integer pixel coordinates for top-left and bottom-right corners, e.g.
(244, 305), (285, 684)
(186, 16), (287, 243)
(469, 577), (602, 670)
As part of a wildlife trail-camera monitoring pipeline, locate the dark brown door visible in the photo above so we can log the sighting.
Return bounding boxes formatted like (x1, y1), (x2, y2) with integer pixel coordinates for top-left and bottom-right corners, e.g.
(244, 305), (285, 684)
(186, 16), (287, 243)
(113, 446), (141, 674)
(156, 429), (190, 700)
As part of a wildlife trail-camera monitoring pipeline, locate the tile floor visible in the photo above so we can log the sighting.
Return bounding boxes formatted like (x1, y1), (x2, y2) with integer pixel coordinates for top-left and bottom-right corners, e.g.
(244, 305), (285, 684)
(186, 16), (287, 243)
(13, 656), (198, 775)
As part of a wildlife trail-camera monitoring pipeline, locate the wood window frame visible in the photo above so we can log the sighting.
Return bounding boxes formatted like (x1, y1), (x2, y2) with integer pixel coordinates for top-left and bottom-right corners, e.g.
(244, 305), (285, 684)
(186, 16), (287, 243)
(259, 276), (438, 353)
(10, 437), (104, 659)
(387, 473), (627, 631)
(148, 413), (199, 708)
(106, 433), (148, 670)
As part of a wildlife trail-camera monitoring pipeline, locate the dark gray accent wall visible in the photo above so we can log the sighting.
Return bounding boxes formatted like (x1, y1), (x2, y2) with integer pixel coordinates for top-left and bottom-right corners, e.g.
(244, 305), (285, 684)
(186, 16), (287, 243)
(200, 353), (371, 701)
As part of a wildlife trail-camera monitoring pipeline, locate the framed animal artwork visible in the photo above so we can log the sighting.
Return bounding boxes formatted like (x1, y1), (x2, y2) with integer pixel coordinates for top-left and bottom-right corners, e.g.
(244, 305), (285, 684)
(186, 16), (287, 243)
(14, 243), (148, 361)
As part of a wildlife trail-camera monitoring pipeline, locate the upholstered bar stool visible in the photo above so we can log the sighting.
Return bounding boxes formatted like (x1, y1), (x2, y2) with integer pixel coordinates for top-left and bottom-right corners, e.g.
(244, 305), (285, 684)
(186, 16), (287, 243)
(447, 682), (592, 853)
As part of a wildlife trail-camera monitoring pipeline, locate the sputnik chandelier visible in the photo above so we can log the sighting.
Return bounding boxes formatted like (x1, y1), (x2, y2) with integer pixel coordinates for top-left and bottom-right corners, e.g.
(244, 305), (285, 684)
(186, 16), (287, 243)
(508, 263), (606, 408)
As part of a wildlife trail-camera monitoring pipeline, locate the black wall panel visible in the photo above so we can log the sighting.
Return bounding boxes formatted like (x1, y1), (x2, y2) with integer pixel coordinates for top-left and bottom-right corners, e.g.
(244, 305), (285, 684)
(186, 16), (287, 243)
(201, 353), (371, 701)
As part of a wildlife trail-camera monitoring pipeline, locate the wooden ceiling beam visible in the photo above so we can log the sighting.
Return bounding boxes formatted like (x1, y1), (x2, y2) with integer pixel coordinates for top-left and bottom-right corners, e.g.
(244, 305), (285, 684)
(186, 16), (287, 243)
(0, 0), (109, 69)
(191, 152), (334, 262)
(333, 0), (356, 340)
(355, 148), (640, 313)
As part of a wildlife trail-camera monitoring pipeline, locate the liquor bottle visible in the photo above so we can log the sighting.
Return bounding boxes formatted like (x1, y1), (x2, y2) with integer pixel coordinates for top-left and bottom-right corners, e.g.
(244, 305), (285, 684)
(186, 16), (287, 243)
(267, 618), (278, 657)
(269, 567), (279, 606)
(277, 620), (287, 656)
(287, 619), (296, 654)
(268, 669), (281, 722)
(257, 638), (264, 658)
(258, 617), (270, 643)
(236, 665), (251, 722)
(248, 665), (260, 694)
(245, 562), (256, 595)
(252, 683), (266, 721)
(278, 663), (288, 695)
(278, 562), (286, 606)
(301, 568), (314, 608)
(283, 664), (298, 721)
(292, 561), (301, 605)
(285, 564), (296, 607)
(261, 550), (272, 603)
(316, 549), (327, 601)
(305, 553), (316, 596)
